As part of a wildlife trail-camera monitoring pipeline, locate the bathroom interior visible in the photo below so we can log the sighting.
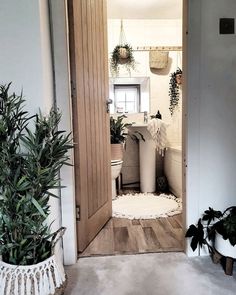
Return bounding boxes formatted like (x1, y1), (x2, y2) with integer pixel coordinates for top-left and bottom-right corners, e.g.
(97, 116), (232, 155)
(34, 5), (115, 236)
(81, 0), (183, 257)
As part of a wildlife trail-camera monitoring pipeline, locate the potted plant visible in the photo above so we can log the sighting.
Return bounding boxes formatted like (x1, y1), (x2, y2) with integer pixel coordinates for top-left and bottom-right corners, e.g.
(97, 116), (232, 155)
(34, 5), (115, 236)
(110, 115), (144, 160)
(169, 67), (182, 115)
(0, 84), (72, 294)
(110, 115), (130, 160)
(185, 206), (236, 275)
(110, 44), (136, 77)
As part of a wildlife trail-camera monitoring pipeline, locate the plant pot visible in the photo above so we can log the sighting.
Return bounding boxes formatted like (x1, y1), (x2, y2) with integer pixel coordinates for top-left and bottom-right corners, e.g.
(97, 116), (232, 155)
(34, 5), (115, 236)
(118, 47), (129, 59)
(0, 255), (67, 295)
(214, 232), (236, 259)
(118, 47), (129, 65)
(175, 73), (182, 85)
(111, 143), (124, 161)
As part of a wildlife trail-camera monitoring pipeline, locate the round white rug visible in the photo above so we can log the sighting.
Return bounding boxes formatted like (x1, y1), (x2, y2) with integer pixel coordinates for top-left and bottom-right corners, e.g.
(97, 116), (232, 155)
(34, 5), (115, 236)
(112, 193), (182, 219)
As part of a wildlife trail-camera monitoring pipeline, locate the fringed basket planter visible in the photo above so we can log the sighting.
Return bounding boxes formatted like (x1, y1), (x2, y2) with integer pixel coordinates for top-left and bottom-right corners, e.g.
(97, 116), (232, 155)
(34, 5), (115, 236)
(0, 255), (67, 295)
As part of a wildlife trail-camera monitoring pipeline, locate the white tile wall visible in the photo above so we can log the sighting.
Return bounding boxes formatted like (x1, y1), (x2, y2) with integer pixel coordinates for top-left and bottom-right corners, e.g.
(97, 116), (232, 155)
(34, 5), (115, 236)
(108, 19), (182, 184)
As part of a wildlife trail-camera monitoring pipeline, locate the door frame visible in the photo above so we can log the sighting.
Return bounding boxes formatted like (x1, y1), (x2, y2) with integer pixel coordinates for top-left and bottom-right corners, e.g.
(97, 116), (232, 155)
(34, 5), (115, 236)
(48, 0), (77, 265)
(54, 0), (189, 264)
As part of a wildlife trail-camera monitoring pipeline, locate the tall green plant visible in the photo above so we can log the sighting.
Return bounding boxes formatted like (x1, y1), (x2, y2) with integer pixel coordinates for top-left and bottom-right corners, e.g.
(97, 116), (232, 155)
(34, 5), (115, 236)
(0, 83), (72, 265)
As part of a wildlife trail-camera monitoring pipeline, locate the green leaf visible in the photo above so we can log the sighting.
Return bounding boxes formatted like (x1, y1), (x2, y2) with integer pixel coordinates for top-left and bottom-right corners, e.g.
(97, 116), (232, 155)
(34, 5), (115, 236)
(202, 207), (223, 225)
(31, 197), (47, 218)
(185, 219), (205, 252)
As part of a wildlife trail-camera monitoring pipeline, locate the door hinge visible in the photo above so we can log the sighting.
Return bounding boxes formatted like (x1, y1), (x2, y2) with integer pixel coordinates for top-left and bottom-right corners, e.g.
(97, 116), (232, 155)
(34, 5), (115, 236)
(76, 205), (80, 221)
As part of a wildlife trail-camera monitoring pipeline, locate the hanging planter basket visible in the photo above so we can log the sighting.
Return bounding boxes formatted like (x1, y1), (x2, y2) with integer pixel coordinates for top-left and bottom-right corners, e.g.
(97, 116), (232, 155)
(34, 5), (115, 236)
(110, 44), (135, 76)
(0, 255), (67, 295)
(118, 47), (129, 60)
(175, 73), (182, 85)
(169, 67), (182, 115)
(110, 20), (136, 76)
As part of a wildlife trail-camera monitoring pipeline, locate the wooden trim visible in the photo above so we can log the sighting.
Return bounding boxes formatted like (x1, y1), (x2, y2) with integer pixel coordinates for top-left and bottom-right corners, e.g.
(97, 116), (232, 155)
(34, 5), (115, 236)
(132, 46), (182, 52)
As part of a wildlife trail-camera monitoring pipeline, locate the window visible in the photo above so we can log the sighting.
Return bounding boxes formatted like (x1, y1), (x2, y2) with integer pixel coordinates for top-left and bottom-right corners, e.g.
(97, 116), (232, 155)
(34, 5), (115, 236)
(109, 77), (150, 114)
(114, 84), (140, 113)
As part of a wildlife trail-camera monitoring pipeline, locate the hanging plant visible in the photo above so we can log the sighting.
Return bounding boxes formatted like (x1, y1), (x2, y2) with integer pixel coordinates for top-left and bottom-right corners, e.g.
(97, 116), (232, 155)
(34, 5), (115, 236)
(169, 67), (182, 115)
(110, 44), (135, 77)
(110, 20), (136, 77)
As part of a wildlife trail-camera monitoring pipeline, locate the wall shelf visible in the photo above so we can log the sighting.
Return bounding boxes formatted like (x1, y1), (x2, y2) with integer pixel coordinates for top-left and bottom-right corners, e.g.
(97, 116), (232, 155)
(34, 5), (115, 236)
(133, 46), (182, 51)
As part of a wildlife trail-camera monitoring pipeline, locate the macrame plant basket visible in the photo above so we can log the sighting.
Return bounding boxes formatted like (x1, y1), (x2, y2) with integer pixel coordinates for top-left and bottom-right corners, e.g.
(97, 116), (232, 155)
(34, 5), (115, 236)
(0, 229), (67, 295)
(110, 20), (135, 76)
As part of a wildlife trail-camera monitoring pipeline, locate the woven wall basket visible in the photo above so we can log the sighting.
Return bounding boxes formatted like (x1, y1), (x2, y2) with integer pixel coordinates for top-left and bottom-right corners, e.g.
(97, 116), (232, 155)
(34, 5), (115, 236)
(0, 255), (66, 295)
(149, 51), (169, 69)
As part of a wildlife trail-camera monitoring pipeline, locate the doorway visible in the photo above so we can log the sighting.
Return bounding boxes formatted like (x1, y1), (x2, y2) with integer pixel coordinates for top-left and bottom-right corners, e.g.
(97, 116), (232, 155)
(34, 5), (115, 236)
(68, 0), (187, 257)
(68, 1), (187, 260)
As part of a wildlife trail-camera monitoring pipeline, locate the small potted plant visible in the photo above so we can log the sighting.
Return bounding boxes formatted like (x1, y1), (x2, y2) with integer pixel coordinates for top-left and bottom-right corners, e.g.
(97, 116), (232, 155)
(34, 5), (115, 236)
(0, 83), (72, 294)
(110, 44), (136, 77)
(186, 206), (236, 275)
(110, 115), (144, 160)
(169, 67), (182, 115)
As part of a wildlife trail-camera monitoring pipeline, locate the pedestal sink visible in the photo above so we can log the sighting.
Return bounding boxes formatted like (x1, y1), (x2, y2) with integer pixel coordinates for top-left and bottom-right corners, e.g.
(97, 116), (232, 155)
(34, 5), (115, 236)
(128, 124), (156, 193)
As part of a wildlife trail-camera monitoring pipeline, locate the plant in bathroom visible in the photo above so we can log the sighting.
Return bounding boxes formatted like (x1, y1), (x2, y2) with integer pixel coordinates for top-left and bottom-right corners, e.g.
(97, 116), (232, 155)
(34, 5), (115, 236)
(185, 206), (236, 254)
(110, 115), (131, 144)
(110, 115), (144, 144)
(169, 67), (182, 115)
(110, 44), (136, 77)
(0, 83), (72, 293)
(110, 115), (144, 160)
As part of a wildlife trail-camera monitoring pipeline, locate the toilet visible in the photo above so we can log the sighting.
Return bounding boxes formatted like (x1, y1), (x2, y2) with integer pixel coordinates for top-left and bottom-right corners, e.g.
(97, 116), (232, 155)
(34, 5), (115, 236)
(111, 160), (123, 199)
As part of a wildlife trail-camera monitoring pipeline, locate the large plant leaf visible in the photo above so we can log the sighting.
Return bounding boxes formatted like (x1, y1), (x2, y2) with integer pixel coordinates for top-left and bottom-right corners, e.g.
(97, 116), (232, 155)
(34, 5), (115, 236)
(202, 207), (223, 225)
(185, 219), (205, 252)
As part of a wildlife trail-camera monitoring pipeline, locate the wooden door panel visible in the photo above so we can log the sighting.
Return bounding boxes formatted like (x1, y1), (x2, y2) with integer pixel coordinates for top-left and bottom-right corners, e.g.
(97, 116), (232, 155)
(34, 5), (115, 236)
(68, 0), (111, 252)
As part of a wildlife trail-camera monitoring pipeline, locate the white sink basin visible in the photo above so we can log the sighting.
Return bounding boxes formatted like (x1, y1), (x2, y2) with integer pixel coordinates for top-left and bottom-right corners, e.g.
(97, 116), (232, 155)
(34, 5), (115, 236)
(128, 124), (156, 193)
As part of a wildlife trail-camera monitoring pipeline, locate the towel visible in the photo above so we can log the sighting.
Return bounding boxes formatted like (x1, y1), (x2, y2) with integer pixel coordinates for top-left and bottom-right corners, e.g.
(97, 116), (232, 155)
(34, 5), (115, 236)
(147, 118), (168, 156)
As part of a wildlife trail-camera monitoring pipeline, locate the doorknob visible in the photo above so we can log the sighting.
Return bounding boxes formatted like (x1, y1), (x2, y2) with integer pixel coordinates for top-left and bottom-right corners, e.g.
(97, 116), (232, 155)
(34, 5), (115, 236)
(106, 98), (113, 113)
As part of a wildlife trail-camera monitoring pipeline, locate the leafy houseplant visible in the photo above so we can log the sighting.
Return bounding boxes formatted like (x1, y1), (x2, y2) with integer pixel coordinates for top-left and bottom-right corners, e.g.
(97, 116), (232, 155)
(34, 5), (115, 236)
(110, 44), (136, 77)
(0, 84), (72, 294)
(110, 115), (131, 144)
(185, 206), (236, 254)
(110, 115), (144, 160)
(169, 67), (182, 116)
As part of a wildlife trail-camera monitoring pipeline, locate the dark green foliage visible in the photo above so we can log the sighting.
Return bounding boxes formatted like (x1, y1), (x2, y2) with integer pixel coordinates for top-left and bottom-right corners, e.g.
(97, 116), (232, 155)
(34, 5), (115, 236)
(185, 219), (206, 251)
(110, 115), (131, 144)
(0, 83), (73, 265)
(110, 115), (144, 144)
(169, 67), (182, 115)
(110, 44), (136, 77)
(185, 206), (236, 253)
(202, 207), (223, 225)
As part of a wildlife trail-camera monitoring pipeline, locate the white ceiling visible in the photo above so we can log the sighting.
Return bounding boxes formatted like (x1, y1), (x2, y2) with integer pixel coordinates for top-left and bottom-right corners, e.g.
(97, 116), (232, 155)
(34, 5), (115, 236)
(107, 0), (182, 19)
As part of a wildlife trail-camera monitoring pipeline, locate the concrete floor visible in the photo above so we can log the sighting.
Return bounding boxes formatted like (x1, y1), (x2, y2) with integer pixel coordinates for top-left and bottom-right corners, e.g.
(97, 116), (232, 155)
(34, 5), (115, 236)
(65, 252), (236, 295)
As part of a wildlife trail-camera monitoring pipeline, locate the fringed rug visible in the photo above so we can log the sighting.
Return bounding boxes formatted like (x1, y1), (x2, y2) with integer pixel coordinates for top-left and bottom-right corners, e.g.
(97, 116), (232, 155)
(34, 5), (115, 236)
(112, 193), (182, 219)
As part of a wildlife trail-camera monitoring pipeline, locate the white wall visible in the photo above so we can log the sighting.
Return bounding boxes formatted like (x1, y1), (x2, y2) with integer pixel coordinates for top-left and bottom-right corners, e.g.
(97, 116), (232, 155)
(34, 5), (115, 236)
(0, 0), (73, 262)
(186, 0), (236, 255)
(108, 19), (182, 130)
(0, 0), (52, 114)
(108, 19), (182, 185)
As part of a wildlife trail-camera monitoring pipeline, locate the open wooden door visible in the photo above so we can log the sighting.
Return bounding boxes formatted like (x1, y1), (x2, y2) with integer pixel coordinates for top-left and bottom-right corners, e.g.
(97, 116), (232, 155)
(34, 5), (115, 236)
(68, 0), (111, 252)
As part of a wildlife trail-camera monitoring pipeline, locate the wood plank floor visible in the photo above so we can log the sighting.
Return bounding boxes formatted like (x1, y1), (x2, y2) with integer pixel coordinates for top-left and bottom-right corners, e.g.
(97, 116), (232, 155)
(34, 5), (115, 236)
(79, 214), (183, 257)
